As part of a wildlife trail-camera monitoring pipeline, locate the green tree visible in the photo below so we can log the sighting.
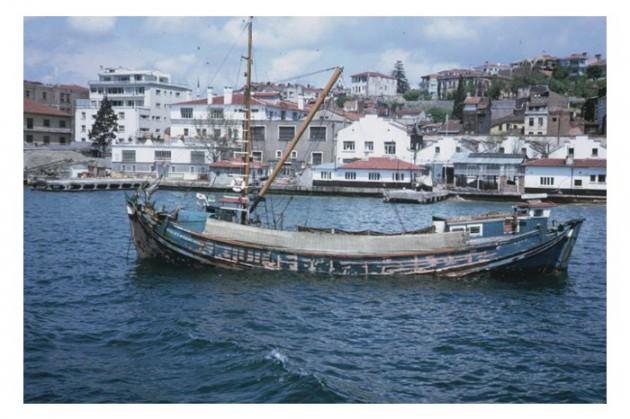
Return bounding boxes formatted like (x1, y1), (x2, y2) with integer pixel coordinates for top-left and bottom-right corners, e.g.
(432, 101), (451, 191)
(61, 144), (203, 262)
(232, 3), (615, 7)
(486, 77), (506, 99)
(586, 65), (604, 80)
(451, 75), (466, 120)
(552, 66), (570, 80)
(391, 60), (410, 94)
(403, 89), (421, 101)
(335, 93), (348, 108)
(426, 107), (450, 123)
(89, 96), (118, 157)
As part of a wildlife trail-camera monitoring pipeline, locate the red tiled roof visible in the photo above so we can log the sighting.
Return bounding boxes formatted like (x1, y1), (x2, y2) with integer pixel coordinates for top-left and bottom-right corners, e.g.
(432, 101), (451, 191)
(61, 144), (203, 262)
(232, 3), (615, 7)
(209, 159), (266, 169)
(525, 158), (606, 168)
(58, 84), (89, 92)
(341, 157), (424, 171)
(24, 98), (70, 117)
(350, 71), (395, 80)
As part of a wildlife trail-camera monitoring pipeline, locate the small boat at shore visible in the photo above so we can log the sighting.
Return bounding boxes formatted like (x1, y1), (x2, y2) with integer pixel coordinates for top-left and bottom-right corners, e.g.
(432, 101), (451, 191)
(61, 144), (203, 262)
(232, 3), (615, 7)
(125, 17), (584, 278)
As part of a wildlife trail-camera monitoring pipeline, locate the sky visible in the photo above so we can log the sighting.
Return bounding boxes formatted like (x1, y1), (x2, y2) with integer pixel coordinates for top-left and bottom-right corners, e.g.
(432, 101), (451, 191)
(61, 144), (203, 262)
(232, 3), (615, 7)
(23, 16), (606, 92)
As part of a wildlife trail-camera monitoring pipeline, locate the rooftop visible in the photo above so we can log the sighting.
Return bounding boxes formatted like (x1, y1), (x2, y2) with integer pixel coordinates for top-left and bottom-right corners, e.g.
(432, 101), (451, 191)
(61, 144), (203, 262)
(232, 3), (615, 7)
(24, 98), (71, 117)
(525, 158), (606, 168)
(341, 157), (424, 171)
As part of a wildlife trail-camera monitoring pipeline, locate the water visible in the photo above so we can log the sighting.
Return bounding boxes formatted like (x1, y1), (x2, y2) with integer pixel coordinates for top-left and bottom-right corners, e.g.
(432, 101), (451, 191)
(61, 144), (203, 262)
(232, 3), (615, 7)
(23, 189), (606, 403)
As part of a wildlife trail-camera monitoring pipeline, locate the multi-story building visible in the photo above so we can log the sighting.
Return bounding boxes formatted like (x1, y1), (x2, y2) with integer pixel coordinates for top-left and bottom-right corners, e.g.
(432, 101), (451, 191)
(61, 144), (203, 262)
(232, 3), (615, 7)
(427, 69), (500, 100)
(75, 67), (192, 143)
(415, 137), (475, 184)
(452, 153), (526, 192)
(473, 62), (511, 77)
(24, 80), (89, 140)
(349, 72), (398, 97)
(523, 91), (571, 136)
(419, 74), (439, 99)
(462, 96), (492, 134)
(24, 98), (73, 145)
(335, 115), (413, 165)
(490, 114), (525, 135)
(557, 52), (597, 77)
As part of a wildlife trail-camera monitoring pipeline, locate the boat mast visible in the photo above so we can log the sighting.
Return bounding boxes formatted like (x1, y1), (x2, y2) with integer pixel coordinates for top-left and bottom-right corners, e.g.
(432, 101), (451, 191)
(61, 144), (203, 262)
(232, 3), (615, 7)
(241, 16), (254, 224)
(250, 66), (343, 213)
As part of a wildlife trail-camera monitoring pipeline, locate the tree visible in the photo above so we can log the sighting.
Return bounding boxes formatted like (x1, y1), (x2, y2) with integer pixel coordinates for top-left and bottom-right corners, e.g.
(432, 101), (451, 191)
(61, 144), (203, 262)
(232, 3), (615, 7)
(426, 107), (450, 123)
(89, 96), (118, 157)
(486, 77), (506, 100)
(335, 93), (348, 109)
(452, 75), (466, 120)
(403, 89), (421, 101)
(391, 60), (410, 94)
(586, 65), (604, 80)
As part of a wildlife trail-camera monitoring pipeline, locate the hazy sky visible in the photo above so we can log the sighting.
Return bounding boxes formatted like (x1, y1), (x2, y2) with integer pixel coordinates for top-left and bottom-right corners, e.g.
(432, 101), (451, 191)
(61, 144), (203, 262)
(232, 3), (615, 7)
(24, 16), (606, 91)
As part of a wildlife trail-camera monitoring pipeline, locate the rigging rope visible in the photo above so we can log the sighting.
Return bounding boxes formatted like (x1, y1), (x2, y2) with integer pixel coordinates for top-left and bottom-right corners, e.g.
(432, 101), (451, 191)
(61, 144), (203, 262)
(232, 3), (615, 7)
(207, 19), (248, 88)
(271, 67), (338, 84)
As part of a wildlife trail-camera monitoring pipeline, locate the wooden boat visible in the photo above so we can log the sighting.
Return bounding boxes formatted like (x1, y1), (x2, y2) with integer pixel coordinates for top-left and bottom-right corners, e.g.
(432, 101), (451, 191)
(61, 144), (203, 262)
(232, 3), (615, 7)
(126, 18), (584, 278)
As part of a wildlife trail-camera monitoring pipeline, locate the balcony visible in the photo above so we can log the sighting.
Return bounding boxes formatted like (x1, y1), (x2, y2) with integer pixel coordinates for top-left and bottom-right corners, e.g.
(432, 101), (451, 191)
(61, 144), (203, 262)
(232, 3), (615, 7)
(89, 79), (191, 90)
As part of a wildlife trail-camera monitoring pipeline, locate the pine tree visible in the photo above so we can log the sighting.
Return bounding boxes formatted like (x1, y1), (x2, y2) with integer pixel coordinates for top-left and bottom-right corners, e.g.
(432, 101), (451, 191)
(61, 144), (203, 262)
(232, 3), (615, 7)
(391, 60), (410, 94)
(89, 96), (118, 157)
(452, 75), (466, 120)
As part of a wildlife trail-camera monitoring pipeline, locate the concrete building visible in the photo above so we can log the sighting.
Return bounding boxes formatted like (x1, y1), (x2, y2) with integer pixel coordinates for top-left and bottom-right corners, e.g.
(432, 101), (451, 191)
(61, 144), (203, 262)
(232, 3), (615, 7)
(415, 137), (476, 184)
(453, 153), (525, 192)
(426, 69), (500, 100)
(24, 80), (89, 140)
(312, 157), (424, 189)
(335, 115), (413, 165)
(349, 72), (398, 97)
(490, 114), (525, 135)
(548, 136), (607, 160)
(24, 98), (73, 145)
(462, 96), (491, 134)
(75, 67), (192, 143)
(111, 139), (213, 180)
(557, 52), (597, 77)
(419, 74), (439, 99)
(524, 158), (606, 196)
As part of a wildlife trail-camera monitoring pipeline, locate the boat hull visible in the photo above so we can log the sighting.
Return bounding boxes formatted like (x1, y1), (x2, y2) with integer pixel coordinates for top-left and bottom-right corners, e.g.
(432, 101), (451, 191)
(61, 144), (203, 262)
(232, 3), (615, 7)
(126, 199), (584, 278)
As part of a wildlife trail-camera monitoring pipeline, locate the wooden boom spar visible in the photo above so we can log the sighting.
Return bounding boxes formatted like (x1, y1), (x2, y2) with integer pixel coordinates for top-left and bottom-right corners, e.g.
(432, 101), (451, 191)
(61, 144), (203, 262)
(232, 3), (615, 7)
(250, 66), (343, 212)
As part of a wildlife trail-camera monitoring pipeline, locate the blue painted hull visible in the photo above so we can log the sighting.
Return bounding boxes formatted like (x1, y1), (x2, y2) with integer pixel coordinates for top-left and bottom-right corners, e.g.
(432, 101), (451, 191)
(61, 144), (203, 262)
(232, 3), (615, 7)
(126, 199), (584, 278)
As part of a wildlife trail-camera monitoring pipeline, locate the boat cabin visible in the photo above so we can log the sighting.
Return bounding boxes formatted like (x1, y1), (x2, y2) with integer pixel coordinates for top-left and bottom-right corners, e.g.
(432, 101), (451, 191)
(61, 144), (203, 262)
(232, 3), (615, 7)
(431, 201), (555, 239)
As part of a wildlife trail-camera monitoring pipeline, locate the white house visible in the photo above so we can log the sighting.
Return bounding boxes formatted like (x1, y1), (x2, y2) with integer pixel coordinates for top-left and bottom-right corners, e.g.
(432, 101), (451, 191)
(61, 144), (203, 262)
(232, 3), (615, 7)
(478, 136), (542, 159)
(548, 136), (607, 159)
(75, 67), (192, 143)
(312, 157), (425, 189)
(524, 158), (606, 196)
(111, 139), (213, 180)
(350, 72), (398, 97)
(336, 115), (413, 165)
(168, 87), (308, 141)
(415, 137), (476, 184)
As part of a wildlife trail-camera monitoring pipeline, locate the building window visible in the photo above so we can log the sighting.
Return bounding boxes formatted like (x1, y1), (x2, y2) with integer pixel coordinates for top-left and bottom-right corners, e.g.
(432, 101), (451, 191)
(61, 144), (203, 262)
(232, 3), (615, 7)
(183, 128), (189, 136)
(25, 90), (31, 98)
(59, 137), (66, 144)
(252, 151), (263, 162)
(43, 119), (50, 127)
(392, 172), (405, 181)
(252, 126), (265, 141)
(309, 126), (326, 141)
(155, 150), (172, 161)
(368, 172), (381, 180)
(42, 92), (47, 100)
(568, 147), (574, 156)
(521, 147), (527, 155)
(592, 148), (598, 157)
(529, 118), (534, 127)
(43, 136), (50, 144)
(57, 120), (66, 128)
(311, 152), (323, 165)
(499, 147), (505, 153)
(598, 174), (606, 183)
(456, 146), (461, 152)
(345, 172), (357, 180)
(209, 109), (224, 119)
(180, 108), (193, 119)
(81, 125), (86, 133)
(279, 126), (295, 141)
(291, 150), (298, 159)
(384, 142), (396, 155)
(122, 150), (136, 163)
(81, 112), (86, 120)
(574, 179), (582, 187)
(538, 117), (543, 126)
(320, 171), (332, 180)
(435, 146), (440, 154)
(26, 118), (33, 129)
(191, 151), (205, 164)
(119, 125), (125, 133)
(275, 150), (282, 159)
(590, 174), (596, 183)
(540, 176), (554, 185)
(364, 141), (374, 152)
(25, 134), (33, 143)
(343, 141), (355, 151)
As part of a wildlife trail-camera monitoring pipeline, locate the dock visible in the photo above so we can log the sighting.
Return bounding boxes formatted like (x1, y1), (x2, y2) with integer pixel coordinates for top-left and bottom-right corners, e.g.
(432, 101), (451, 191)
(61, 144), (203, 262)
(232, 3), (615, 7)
(383, 189), (450, 204)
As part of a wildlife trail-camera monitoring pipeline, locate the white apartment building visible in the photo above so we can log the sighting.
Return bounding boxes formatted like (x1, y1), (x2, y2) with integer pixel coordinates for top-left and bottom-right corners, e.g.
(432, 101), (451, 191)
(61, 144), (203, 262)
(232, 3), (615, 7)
(548, 136), (607, 159)
(524, 158), (606, 196)
(349, 72), (398, 97)
(419, 74), (439, 99)
(335, 115), (413, 165)
(169, 87), (308, 141)
(75, 67), (192, 143)
(415, 137), (476, 184)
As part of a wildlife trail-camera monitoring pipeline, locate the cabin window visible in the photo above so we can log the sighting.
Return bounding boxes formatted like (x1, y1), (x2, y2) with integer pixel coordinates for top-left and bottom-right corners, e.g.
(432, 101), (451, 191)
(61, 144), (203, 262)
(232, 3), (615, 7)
(345, 172), (356, 180)
(533, 209), (544, 217)
(320, 171), (332, 180)
(279, 126), (295, 141)
(343, 141), (355, 151)
(309, 127), (326, 141)
(467, 224), (483, 237)
(574, 179), (582, 187)
(252, 126), (265, 141)
(598, 174), (606, 183)
(311, 152), (323, 165)
(368, 172), (381, 180)
(384, 142), (396, 155)
(450, 226), (466, 233)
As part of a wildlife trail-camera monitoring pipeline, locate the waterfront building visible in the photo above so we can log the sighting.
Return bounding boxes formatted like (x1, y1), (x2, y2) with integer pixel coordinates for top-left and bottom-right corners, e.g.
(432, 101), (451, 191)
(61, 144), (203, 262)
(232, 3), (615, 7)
(312, 157), (425, 189)
(335, 115), (413, 165)
(524, 158), (606, 196)
(110, 139), (212, 180)
(548, 136), (607, 160)
(24, 80), (89, 141)
(75, 67), (192, 143)
(349, 72), (398, 97)
(415, 137), (476, 184)
(24, 98), (72, 145)
(168, 87), (308, 144)
(452, 152), (526, 193)
(462, 96), (492, 135)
